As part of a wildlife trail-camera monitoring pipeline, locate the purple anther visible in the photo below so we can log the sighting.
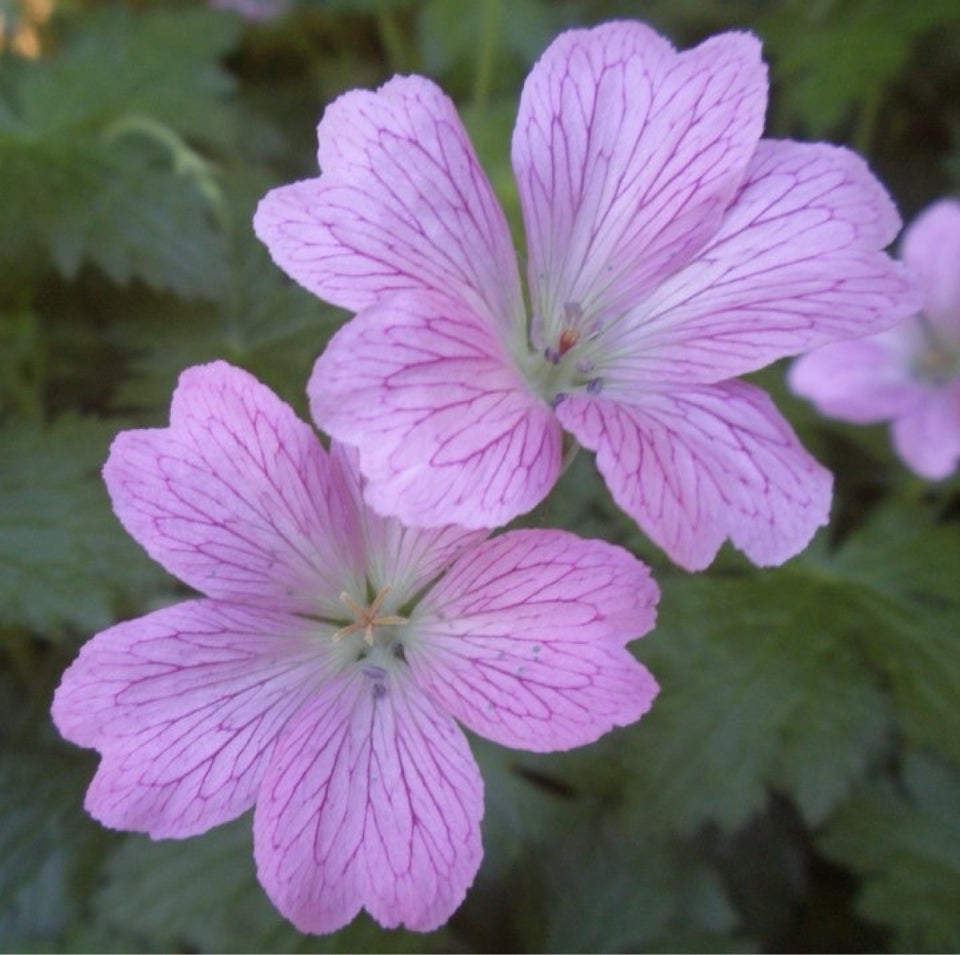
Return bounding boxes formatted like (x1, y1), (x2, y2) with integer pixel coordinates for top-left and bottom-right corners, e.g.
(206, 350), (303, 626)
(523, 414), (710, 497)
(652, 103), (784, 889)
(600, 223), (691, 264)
(586, 377), (602, 395)
(362, 664), (387, 681)
(544, 346), (561, 364)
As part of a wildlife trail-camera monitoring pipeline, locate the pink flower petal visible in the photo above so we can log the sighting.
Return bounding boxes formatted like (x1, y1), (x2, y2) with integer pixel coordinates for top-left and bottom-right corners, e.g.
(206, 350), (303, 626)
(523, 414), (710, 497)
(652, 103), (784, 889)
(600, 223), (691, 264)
(900, 197), (960, 331)
(309, 292), (562, 529)
(788, 332), (923, 423)
(892, 382), (960, 479)
(513, 22), (767, 332)
(253, 76), (523, 333)
(51, 600), (326, 838)
(105, 361), (362, 618)
(604, 140), (919, 387)
(556, 382), (832, 570)
(409, 530), (659, 752)
(253, 669), (483, 934)
(327, 442), (488, 600)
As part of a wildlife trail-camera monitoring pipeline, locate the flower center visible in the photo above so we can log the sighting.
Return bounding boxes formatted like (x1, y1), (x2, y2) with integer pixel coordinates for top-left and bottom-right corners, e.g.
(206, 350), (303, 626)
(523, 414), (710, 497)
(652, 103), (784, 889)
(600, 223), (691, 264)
(521, 300), (605, 405)
(911, 316), (960, 386)
(332, 585), (407, 647)
(915, 346), (960, 383)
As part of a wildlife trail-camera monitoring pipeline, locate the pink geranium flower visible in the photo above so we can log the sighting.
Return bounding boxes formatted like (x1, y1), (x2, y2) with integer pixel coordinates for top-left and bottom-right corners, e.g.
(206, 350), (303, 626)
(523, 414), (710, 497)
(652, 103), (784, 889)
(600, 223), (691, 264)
(51, 361), (659, 935)
(254, 20), (919, 571)
(210, 0), (287, 22)
(790, 198), (960, 479)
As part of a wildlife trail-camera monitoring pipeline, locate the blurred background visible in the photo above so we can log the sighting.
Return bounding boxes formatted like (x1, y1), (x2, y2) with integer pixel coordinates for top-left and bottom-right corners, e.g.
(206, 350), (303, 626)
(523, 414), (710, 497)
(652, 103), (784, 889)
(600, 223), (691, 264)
(2, 0), (960, 950)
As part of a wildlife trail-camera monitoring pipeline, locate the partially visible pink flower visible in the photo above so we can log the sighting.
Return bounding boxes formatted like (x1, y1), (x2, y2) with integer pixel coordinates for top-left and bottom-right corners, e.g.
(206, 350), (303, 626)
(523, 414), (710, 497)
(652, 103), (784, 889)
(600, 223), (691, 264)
(790, 199), (960, 480)
(210, 0), (288, 22)
(51, 361), (659, 935)
(254, 20), (919, 571)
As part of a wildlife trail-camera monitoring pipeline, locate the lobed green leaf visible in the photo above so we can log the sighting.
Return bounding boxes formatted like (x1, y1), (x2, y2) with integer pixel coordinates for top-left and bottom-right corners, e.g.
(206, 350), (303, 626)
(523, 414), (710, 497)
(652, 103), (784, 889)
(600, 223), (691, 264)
(819, 751), (960, 950)
(0, 416), (169, 636)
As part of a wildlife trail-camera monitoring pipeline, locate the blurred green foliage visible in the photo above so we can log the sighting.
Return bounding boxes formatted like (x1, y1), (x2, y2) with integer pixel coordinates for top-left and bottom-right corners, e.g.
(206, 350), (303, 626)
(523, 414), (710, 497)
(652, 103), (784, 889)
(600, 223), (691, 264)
(1, 0), (960, 951)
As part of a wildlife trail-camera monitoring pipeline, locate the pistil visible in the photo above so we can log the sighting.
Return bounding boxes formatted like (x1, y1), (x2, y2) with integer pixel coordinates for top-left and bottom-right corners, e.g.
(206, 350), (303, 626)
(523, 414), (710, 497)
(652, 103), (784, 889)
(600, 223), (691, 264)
(332, 585), (407, 646)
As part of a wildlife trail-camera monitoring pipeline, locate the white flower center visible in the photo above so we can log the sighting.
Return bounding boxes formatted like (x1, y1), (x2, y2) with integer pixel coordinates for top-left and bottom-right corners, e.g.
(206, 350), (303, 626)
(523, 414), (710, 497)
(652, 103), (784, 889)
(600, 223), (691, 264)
(330, 585), (410, 698)
(518, 300), (605, 405)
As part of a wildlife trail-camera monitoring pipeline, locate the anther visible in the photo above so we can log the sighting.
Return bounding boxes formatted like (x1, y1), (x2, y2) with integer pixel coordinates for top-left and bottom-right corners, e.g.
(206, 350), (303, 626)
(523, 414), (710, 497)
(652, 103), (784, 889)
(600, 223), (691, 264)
(557, 328), (580, 356)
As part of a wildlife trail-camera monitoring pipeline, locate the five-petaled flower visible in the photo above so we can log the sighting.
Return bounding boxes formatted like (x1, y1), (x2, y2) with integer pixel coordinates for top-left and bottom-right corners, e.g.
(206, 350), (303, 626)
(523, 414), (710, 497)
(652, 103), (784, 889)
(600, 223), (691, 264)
(254, 19), (920, 571)
(790, 198), (960, 480)
(51, 361), (659, 935)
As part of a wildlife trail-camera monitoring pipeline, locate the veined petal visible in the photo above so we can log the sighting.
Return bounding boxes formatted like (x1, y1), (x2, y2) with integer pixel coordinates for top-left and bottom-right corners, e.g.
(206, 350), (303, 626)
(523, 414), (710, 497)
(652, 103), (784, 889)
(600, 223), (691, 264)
(788, 333), (923, 424)
(51, 600), (327, 839)
(513, 22), (767, 333)
(309, 293), (562, 529)
(409, 530), (659, 752)
(253, 670), (483, 934)
(254, 76), (523, 333)
(900, 198), (960, 331)
(328, 443), (489, 601)
(556, 382), (832, 570)
(105, 362), (363, 617)
(604, 140), (919, 386)
(892, 383), (960, 479)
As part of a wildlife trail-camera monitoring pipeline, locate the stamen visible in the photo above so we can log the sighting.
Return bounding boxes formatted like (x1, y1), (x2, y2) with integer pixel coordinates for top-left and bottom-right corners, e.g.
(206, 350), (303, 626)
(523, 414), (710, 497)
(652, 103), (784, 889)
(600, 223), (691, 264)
(337, 590), (365, 620)
(332, 585), (407, 646)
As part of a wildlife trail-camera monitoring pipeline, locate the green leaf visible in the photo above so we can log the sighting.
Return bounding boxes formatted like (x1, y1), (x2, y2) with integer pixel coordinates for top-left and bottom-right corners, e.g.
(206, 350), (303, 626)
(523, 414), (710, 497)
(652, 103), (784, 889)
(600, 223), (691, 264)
(760, 0), (960, 136)
(468, 745), (747, 951)
(616, 567), (889, 833)
(808, 503), (960, 763)
(93, 819), (292, 953)
(0, 416), (168, 636)
(0, 6), (240, 295)
(518, 818), (742, 953)
(612, 497), (959, 833)
(0, 131), (230, 299)
(819, 751), (960, 950)
(108, 171), (342, 416)
(470, 735), (583, 882)
(14, 7), (240, 147)
(0, 743), (109, 947)
(416, 0), (554, 83)
(0, 303), (44, 417)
